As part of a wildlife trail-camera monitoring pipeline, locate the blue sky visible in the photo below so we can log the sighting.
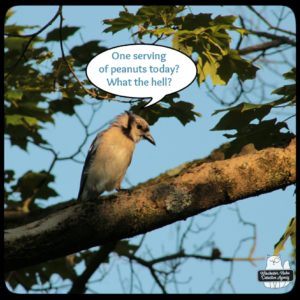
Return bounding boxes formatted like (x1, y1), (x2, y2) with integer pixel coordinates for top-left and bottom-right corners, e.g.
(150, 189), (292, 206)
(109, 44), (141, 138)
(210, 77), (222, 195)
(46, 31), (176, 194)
(5, 5), (296, 294)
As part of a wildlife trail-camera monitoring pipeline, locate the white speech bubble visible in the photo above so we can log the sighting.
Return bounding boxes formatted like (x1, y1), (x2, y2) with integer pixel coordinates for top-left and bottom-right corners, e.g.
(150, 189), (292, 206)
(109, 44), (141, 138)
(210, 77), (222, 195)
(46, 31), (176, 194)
(86, 44), (197, 107)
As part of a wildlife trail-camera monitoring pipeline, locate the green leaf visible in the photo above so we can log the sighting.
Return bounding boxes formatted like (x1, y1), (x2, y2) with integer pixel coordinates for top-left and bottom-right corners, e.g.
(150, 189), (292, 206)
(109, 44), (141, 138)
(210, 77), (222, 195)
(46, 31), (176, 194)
(5, 89), (23, 101)
(7, 257), (77, 291)
(272, 84), (295, 97)
(171, 101), (202, 125)
(45, 26), (80, 42)
(6, 102), (54, 123)
(274, 217), (296, 256)
(5, 36), (42, 52)
(137, 5), (185, 26)
(211, 102), (271, 130)
(137, 5), (185, 19)
(235, 28), (249, 36)
(171, 14), (253, 85)
(5, 170), (15, 183)
(114, 241), (139, 256)
(215, 119), (294, 158)
(5, 9), (14, 22)
(197, 56), (225, 85)
(283, 68), (296, 81)
(12, 171), (58, 201)
(213, 15), (237, 25)
(104, 11), (143, 34)
(49, 97), (82, 115)
(176, 13), (213, 30)
(271, 68), (296, 104)
(5, 115), (38, 126)
(131, 93), (201, 125)
(151, 27), (176, 37)
(70, 41), (107, 68)
(172, 32), (193, 56)
(211, 102), (294, 157)
(35, 50), (53, 64)
(218, 50), (259, 82)
(5, 36), (29, 52)
(104, 6), (185, 34)
(6, 124), (48, 151)
(5, 24), (38, 35)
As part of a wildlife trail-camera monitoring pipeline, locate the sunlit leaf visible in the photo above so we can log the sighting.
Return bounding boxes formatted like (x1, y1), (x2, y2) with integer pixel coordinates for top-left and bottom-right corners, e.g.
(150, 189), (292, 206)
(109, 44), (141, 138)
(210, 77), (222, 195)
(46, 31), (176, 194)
(5, 89), (23, 101)
(5, 24), (38, 35)
(274, 217), (296, 256)
(5, 115), (38, 126)
(104, 11), (143, 34)
(12, 171), (58, 201)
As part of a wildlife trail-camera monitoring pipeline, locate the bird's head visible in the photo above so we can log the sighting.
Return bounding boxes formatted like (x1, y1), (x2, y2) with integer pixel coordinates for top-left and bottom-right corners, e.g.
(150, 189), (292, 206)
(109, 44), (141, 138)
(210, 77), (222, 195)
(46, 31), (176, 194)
(115, 111), (156, 145)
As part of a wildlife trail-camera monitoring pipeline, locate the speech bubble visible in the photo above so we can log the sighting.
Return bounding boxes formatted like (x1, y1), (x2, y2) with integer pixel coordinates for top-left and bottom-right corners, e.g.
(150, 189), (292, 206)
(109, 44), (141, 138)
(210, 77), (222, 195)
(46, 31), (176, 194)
(86, 44), (197, 107)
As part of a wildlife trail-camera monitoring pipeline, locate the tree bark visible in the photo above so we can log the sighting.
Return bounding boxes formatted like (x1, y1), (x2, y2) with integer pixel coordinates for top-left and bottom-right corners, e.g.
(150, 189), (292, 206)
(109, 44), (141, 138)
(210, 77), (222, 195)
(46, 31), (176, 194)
(4, 139), (296, 272)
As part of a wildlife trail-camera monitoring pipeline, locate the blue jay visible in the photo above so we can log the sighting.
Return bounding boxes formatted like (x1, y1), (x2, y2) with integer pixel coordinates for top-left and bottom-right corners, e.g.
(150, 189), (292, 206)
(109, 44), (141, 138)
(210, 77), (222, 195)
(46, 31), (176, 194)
(77, 111), (155, 201)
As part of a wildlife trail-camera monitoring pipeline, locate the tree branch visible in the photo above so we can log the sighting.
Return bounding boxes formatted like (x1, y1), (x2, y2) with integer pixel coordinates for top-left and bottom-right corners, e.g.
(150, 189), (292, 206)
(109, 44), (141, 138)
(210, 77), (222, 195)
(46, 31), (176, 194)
(4, 139), (296, 272)
(249, 30), (296, 46)
(247, 6), (296, 36)
(239, 40), (287, 55)
(68, 241), (118, 294)
(4, 6), (62, 80)
(58, 7), (112, 101)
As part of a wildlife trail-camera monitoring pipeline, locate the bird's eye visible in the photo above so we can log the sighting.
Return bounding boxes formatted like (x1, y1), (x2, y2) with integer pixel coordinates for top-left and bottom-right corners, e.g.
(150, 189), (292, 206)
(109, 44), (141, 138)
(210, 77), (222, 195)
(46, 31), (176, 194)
(137, 124), (143, 130)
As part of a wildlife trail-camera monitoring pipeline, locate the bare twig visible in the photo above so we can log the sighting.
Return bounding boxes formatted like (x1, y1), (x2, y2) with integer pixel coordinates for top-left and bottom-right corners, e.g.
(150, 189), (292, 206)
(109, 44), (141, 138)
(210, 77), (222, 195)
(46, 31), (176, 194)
(57, 8), (112, 101)
(68, 241), (118, 294)
(247, 6), (296, 36)
(249, 30), (296, 46)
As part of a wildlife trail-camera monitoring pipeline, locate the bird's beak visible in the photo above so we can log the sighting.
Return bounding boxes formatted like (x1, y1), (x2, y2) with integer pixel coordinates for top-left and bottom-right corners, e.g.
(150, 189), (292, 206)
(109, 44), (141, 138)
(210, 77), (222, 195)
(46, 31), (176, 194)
(143, 132), (156, 145)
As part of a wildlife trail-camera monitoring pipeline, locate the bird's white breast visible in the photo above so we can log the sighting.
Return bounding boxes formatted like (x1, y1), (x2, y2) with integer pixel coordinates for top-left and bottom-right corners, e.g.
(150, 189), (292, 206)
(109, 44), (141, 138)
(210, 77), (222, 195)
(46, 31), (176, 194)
(87, 139), (134, 192)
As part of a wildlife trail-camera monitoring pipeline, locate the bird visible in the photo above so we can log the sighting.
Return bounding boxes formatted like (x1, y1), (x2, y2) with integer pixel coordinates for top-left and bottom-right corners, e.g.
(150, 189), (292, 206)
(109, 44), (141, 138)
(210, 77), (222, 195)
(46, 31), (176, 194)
(77, 111), (155, 201)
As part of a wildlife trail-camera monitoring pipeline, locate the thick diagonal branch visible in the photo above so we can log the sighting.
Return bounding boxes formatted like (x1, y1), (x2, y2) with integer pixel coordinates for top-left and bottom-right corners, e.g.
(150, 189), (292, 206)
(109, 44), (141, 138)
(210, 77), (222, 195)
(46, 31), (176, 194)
(239, 40), (287, 55)
(4, 139), (296, 272)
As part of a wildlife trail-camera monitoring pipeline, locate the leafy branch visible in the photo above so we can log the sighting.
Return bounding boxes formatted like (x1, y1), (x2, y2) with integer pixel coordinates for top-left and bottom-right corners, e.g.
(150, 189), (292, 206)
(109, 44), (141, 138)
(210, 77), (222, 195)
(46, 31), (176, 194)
(4, 6), (62, 80)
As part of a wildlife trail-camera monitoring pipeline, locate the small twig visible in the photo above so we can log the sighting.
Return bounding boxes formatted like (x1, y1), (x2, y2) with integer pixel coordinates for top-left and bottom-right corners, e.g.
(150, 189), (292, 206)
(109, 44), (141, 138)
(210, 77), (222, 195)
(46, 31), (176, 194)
(152, 34), (164, 45)
(249, 30), (296, 46)
(57, 8), (111, 101)
(68, 241), (118, 294)
(247, 6), (296, 36)
(116, 265), (127, 293)
(128, 251), (264, 267)
(149, 267), (167, 294)
(282, 114), (296, 123)
(236, 16), (246, 50)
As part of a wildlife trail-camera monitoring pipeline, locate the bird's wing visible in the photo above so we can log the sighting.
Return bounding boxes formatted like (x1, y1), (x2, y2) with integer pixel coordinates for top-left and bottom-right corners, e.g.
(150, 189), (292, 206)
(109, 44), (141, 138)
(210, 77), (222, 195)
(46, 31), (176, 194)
(77, 134), (101, 200)
(127, 151), (134, 169)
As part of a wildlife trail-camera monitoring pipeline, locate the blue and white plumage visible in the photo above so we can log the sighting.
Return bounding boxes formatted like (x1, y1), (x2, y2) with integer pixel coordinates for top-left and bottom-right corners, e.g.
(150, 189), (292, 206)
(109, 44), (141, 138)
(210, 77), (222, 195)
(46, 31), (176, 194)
(77, 111), (155, 201)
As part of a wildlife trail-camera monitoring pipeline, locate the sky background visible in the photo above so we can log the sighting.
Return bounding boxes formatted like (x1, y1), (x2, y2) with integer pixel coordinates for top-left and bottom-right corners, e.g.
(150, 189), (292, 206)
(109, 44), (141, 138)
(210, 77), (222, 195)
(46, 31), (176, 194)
(5, 5), (296, 294)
